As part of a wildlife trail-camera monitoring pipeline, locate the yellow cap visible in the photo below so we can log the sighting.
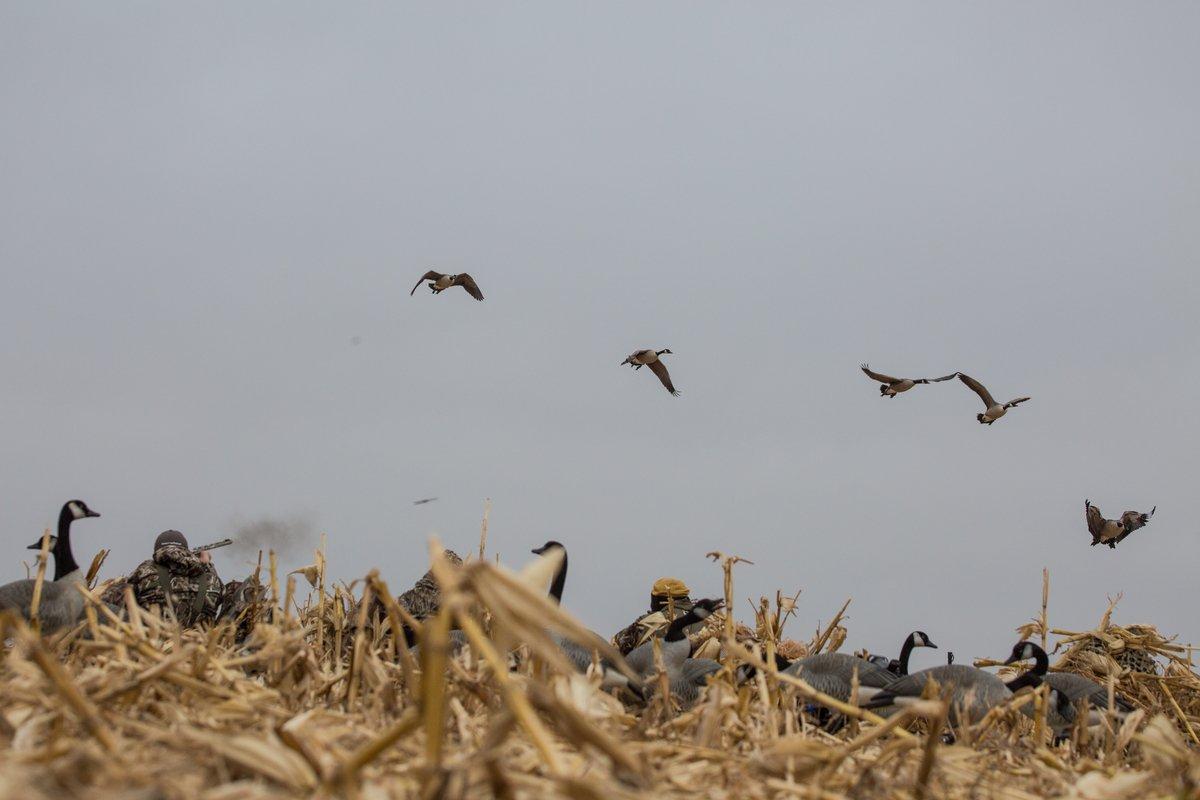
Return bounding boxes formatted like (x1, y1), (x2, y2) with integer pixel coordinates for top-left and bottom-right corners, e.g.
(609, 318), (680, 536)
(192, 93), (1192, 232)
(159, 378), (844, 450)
(651, 577), (690, 597)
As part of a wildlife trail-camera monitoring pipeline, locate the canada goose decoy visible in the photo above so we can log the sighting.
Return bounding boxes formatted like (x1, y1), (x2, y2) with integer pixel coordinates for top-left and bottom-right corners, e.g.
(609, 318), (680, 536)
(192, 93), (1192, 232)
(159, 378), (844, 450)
(879, 630), (939, 677)
(1002, 641), (1130, 739)
(957, 373), (1031, 425)
(860, 365), (957, 398)
(647, 657), (723, 710)
(865, 640), (1048, 727)
(531, 541), (645, 698)
(621, 349), (679, 396)
(409, 270), (484, 301)
(783, 631), (937, 708)
(624, 598), (724, 677)
(0, 500), (100, 633)
(1085, 500), (1155, 549)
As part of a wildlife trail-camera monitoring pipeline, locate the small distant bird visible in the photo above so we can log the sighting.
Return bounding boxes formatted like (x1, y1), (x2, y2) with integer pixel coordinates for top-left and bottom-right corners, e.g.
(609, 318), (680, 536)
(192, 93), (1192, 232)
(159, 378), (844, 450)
(413, 497), (438, 506)
(957, 373), (1030, 425)
(410, 271), (484, 301)
(860, 364), (957, 397)
(1085, 500), (1155, 549)
(621, 348), (679, 396)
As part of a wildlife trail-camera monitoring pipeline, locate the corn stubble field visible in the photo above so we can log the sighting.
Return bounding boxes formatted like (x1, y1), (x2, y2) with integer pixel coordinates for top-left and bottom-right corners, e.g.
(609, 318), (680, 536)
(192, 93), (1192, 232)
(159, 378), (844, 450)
(1, 538), (1198, 800)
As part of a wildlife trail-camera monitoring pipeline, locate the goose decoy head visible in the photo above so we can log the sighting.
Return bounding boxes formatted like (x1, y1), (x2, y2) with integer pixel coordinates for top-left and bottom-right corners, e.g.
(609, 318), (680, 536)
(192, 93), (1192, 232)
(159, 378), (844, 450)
(66, 500), (100, 520)
(531, 540), (564, 556)
(27, 535), (58, 551)
(1003, 640), (1043, 665)
(910, 631), (938, 649)
(689, 598), (725, 619)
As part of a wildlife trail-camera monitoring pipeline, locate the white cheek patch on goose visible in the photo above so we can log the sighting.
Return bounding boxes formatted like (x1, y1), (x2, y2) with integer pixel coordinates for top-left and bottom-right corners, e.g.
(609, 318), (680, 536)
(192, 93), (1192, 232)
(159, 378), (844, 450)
(69, 502), (84, 519)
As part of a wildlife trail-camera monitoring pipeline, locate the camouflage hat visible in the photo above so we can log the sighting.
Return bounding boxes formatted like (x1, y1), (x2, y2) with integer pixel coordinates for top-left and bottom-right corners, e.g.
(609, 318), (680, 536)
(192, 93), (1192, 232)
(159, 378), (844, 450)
(154, 530), (189, 550)
(651, 577), (690, 598)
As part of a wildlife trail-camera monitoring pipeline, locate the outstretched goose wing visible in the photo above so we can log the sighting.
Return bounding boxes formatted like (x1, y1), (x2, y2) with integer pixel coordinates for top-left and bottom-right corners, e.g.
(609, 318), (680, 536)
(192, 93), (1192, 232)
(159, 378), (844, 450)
(957, 373), (996, 408)
(1085, 500), (1105, 539)
(452, 273), (484, 301)
(1003, 397), (1031, 409)
(410, 270), (444, 296)
(861, 364), (899, 384)
(647, 359), (679, 396)
(917, 372), (958, 383)
(1113, 506), (1155, 544)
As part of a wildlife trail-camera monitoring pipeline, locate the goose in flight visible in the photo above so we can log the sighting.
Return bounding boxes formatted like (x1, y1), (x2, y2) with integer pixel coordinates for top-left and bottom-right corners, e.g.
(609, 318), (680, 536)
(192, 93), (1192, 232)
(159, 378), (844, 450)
(957, 373), (1030, 425)
(1085, 500), (1155, 549)
(860, 364), (957, 397)
(621, 349), (679, 396)
(409, 271), (484, 301)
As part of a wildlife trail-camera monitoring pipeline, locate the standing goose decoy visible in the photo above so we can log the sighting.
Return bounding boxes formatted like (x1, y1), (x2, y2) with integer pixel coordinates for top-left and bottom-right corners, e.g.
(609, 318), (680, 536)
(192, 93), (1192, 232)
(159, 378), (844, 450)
(865, 640), (1049, 727)
(860, 365), (957, 398)
(957, 373), (1031, 425)
(621, 349), (679, 396)
(783, 631), (937, 709)
(409, 271), (484, 301)
(1002, 641), (1129, 739)
(0, 500), (100, 633)
(1085, 500), (1155, 549)
(531, 541), (645, 698)
(879, 630), (939, 677)
(623, 598), (724, 677)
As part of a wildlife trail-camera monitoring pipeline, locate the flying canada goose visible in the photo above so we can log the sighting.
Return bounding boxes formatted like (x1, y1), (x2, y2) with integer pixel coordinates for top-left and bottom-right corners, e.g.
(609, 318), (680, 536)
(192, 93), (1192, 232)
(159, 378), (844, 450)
(412, 497), (438, 506)
(957, 373), (1031, 425)
(621, 349), (679, 396)
(409, 271), (484, 301)
(865, 640), (1048, 727)
(531, 541), (645, 699)
(1085, 500), (1155, 549)
(0, 500), (100, 633)
(1002, 641), (1130, 739)
(782, 631), (938, 708)
(860, 365), (957, 398)
(624, 598), (724, 677)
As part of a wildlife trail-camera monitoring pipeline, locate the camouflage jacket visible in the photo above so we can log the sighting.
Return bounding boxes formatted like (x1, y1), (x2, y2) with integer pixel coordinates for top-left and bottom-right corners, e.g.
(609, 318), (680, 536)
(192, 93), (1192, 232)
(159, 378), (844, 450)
(129, 544), (224, 627)
(612, 597), (698, 655)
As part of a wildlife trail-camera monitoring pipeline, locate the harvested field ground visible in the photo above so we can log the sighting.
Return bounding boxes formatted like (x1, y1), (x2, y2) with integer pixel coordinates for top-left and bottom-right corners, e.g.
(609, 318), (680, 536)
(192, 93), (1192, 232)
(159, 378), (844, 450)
(1, 542), (1197, 800)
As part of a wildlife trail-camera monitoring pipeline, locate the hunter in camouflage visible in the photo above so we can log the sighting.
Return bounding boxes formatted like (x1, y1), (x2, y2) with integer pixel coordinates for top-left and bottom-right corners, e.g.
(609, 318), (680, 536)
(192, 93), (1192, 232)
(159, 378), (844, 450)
(129, 530), (224, 627)
(612, 577), (698, 655)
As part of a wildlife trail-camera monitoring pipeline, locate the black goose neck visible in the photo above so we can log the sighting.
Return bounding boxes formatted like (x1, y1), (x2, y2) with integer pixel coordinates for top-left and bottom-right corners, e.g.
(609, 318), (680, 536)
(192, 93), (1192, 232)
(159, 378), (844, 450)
(54, 504), (80, 578)
(896, 635), (918, 675)
(547, 548), (567, 604)
(665, 607), (700, 642)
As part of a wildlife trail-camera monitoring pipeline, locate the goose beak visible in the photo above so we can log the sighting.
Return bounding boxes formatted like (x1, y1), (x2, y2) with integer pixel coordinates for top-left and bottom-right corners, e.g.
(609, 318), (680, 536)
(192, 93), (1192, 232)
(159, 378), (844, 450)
(88, 510), (101, 518)
(926, 641), (939, 649)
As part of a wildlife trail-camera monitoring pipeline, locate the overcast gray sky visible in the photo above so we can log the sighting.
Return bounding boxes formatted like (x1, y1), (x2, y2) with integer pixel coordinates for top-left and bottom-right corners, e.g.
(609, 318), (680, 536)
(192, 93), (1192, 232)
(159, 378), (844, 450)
(3, 3), (1197, 669)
